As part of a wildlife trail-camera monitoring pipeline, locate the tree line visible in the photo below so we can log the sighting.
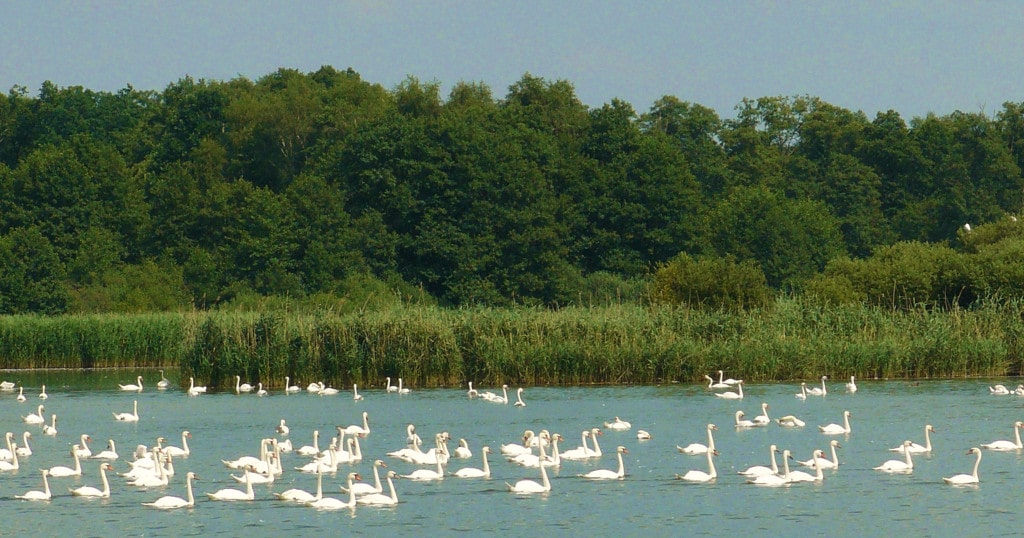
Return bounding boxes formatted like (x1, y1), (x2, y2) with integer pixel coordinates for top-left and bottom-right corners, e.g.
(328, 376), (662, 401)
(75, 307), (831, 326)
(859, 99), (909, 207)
(1, 66), (1022, 314)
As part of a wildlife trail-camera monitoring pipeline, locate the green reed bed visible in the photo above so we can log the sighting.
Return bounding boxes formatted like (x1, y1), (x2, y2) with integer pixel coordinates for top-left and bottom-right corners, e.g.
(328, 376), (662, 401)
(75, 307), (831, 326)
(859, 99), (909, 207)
(1, 299), (1022, 386)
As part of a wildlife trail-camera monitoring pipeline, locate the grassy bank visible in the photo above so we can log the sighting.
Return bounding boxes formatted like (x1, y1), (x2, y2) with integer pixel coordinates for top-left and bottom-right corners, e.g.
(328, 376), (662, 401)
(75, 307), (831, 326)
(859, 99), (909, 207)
(0, 299), (1020, 388)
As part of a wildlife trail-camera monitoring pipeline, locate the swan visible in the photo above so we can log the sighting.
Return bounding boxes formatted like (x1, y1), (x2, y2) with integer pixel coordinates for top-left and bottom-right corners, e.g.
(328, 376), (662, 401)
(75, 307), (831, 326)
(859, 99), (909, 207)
(92, 439), (119, 460)
(818, 410), (852, 435)
(70, 462), (115, 497)
(786, 451), (824, 483)
(795, 382), (808, 400)
(157, 370), (170, 389)
(187, 377), (206, 395)
(74, 434), (93, 457)
(805, 375), (828, 396)
(637, 430), (652, 440)
(402, 451), (445, 481)
(255, 382), (268, 396)
(513, 387), (526, 407)
(144, 472), (198, 508)
(846, 375), (858, 393)
(580, 446), (628, 480)
(604, 416), (632, 431)
(127, 453), (172, 487)
(232, 453), (277, 484)
(0, 380), (14, 390)
(500, 430), (535, 457)
(0, 435), (19, 471)
(207, 466), (256, 501)
(224, 438), (274, 469)
(453, 446), (491, 478)
(49, 446), (84, 477)
(335, 436), (365, 465)
(317, 382), (340, 395)
(119, 375), (144, 392)
(276, 419), (290, 436)
(343, 459), (388, 494)
(38, 384), (47, 399)
(284, 376), (301, 393)
(454, 438), (472, 459)
(506, 440), (551, 494)
(0, 431), (18, 461)
(278, 438), (292, 452)
(776, 415), (806, 428)
(23, 404), (45, 424)
(42, 413), (58, 436)
(466, 381), (478, 398)
(980, 421), (1024, 450)
(16, 431), (32, 457)
(734, 410), (756, 429)
(306, 472), (358, 510)
(943, 447), (983, 485)
(113, 399), (140, 421)
(235, 375), (253, 393)
(891, 425), (935, 454)
(718, 370), (740, 385)
(275, 465), (325, 502)
(295, 442), (337, 474)
(990, 384), (1011, 395)
(385, 377), (398, 393)
(715, 380), (744, 399)
(678, 424), (717, 455)
(752, 403), (771, 426)
(343, 411), (370, 436)
(16, 469), (51, 500)
(296, 430), (321, 456)
(800, 440), (841, 469)
(559, 431), (593, 461)
(514, 433), (561, 468)
(306, 382), (322, 393)
(676, 448), (718, 482)
(704, 374), (730, 389)
(480, 384), (509, 403)
(163, 431), (192, 457)
(16, 386), (25, 402)
(358, 471), (401, 506)
(352, 383), (364, 401)
(875, 441), (914, 472)
(397, 378), (411, 394)
(739, 444), (779, 477)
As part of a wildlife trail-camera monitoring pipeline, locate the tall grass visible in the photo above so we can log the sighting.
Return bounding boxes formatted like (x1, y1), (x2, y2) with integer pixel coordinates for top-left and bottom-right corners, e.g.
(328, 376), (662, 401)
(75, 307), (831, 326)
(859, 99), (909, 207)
(0, 298), (1021, 387)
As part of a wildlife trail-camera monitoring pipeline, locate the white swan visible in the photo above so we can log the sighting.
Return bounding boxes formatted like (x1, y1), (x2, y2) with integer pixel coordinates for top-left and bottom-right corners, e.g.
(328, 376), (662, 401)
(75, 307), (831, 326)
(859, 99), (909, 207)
(49, 446), (83, 477)
(352, 383), (364, 401)
(752, 402), (771, 426)
(738, 444), (779, 477)
(514, 433), (561, 468)
(16, 469), (51, 500)
(74, 434), (93, 458)
(92, 439), (119, 460)
(343, 459), (388, 494)
(16, 386), (25, 402)
(306, 382), (322, 393)
(127, 453), (171, 487)
(38, 384), (47, 399)
(397, 377), (411, 394)
(678, 424), (717, 455)
(70, 462), (115, 497)
(604, 416), (632, 431)
(980, 421), (1024, 450)
(891, 424), (935, 454)
(801, 440), (841, 469)
(157, 370), (170, 390)
(580, 446), (628, 480)
(559, 430), (592, 460)
(787, 450), (824, 483)
(306, 472), (358, 510)
(704, 374), (730, 389)
(164, 431), (192, 458)
(499, 430), (535, 457)
(275, 465), (324, 502)
(0, 380), (14, 390)
(715, 380), (744, 399)
(818, 410), (852, 435)
(358, 470), (401, 505)
(385, 376), (398, 393)
(990, 384), (1011, 395)
(734, 410), (756, 429)
(676, 448), (718, 482)
(255, 382), (268, 396)
(276, 419), (290, 436)
(284, 376), (300, 393)
(343, 411), (370, 436)
(113, 399), (140, 422)
(454, 438), (472, 459)
(513, 387), (526, 407)
(144, 471), (198, 508)
(0, 431), (17, 461)
(795, 382), (808, 400)
(23, 404), (45, 424)
(187, 377), (206, 396)
(296, 430), (321, 456)
(453, 446), (491, 478)
(846, 375), (858, 393)
(480, 384), (509, 403)
(776, 415), (806, 428)
(402, 451), (445, 481)
(466, 381), (479, 398)
(207, 466), (255, 501)
(718, 370), (740, 385)
(805, 375), (828, 396)
(0, 434), (19, 472)
(506, 440), (551, 494)
(637, 430), (652, 440)
(42, 414), (58, 436)
(875, 441), (914, 472)
(943, 447), (983, 485)
(119, 375), (144, 392)
(16, 431), (32, 457)
(232, 453), (277, 484)
(235, 375), (253, 393)
(317, 382), (340, 395)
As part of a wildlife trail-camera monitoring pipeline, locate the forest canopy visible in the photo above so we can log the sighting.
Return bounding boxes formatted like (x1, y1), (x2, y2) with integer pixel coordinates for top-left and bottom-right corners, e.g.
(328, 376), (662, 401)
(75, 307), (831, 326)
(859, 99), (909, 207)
(1, 67), (1023, 314)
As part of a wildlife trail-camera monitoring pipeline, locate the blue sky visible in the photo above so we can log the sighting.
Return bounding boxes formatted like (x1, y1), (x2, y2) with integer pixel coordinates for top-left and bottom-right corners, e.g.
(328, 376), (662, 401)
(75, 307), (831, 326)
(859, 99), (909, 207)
(5, 1), (1023, 120)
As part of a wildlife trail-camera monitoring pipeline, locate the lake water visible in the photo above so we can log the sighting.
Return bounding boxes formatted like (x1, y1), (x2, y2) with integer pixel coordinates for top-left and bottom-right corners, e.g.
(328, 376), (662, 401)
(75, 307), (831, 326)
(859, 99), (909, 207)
(1, 371), (1023, 536)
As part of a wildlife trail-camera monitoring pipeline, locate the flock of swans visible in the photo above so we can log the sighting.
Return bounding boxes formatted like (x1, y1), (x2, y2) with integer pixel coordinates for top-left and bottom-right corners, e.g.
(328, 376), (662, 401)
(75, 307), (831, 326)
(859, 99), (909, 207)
(0, 368), (1021, 532)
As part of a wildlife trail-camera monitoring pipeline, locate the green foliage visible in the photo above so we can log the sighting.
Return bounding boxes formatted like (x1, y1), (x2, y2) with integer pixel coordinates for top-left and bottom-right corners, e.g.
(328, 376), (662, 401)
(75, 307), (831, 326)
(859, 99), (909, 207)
(649, 253), (771, 310)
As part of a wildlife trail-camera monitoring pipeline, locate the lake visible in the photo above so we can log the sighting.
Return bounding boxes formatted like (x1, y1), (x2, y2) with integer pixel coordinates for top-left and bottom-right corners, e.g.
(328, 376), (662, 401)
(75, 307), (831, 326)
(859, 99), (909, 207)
(0, 370), (1022, 536)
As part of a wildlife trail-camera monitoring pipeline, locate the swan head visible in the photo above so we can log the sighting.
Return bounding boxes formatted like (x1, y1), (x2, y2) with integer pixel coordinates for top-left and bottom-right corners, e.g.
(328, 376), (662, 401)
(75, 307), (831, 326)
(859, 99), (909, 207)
(769, 444), (778, 452)
(482, 446), (491, 454)
(830, 440), (841, 447)
(374, 459), (387, 467)
(708, 424), (718, 431)
(101, 463), (114, 472)
(1015, 421), (1024, 429)
(617, 446), (629, 454)
(386, 471), (401, 479)
(967, 447), (981, 455)
(926, 425), (936, 432)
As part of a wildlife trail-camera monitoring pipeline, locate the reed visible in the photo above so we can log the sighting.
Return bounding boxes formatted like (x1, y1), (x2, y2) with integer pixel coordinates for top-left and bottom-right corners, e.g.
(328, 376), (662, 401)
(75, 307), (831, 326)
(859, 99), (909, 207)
(0, 299), (1021, 386)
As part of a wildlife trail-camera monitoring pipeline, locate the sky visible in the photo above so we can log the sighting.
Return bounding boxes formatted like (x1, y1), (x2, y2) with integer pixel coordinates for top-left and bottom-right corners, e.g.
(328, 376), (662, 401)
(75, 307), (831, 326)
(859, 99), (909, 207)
(4, 1), (1023, 120)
